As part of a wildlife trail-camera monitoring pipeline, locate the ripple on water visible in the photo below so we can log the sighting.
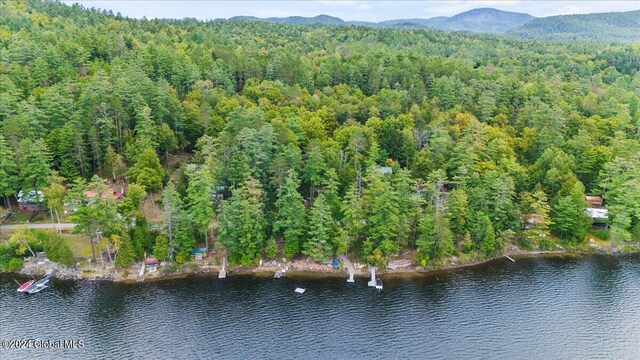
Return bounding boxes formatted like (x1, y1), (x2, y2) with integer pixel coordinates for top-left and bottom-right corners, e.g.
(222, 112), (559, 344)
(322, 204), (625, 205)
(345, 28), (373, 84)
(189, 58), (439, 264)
(1, 255), (639, 360)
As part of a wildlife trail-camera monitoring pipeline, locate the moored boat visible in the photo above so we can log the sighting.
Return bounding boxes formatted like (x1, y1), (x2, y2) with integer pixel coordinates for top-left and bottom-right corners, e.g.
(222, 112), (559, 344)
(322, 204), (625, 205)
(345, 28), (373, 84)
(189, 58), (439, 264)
(17, 279), (35, 293)
(24, 270), (57, 295)
(375, 278), (383, 290)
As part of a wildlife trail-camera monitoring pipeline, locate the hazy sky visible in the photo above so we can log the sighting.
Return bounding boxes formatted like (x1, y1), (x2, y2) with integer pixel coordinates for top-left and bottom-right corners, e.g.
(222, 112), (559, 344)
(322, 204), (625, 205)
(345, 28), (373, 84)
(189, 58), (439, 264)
(62, 1), (640, 21)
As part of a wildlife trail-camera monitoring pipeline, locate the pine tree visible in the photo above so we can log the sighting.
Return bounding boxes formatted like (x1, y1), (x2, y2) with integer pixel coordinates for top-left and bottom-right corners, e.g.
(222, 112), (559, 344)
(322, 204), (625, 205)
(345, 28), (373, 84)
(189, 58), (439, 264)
(103, 145), (119, 180)
(127, 146), (164, 193)
(394, 168), (418, 248)
(416, 204), (454, 263)
(185, 164), (215, 245)
(304, 193), (335, 261)
(162, 182), (183, 261)
(218, 177), (266, 266)
(174, 213), (195, 264)
(551, 182), (590, 244)
(521, 189), (552, 243)
(446, 188), (469, 244)
(115, 237), (136, 268)
(153, 233), (170, 261)
(274, 170), (306, 258)
(341, 183), (364, 254)
(303, 141), (327, 200)
(0, 135), (17, 212)
(477, 213), (498, 256)
(134, 105), (158, 149)
(363, 172), (399, 259)
(18, 138), (52, 206)
(323, 168), (342, 219)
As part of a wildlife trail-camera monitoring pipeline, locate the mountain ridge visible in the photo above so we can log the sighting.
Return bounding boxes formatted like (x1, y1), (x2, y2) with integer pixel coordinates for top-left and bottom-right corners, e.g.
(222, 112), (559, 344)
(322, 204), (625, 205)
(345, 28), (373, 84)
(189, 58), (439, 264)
(509, 10), (640, 43)
(229, 8), (534, 33)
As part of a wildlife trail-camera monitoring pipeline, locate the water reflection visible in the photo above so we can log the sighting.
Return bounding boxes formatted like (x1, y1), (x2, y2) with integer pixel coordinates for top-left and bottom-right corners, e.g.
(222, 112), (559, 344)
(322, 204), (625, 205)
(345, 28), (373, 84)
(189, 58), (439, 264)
(1, 255), (639, 360)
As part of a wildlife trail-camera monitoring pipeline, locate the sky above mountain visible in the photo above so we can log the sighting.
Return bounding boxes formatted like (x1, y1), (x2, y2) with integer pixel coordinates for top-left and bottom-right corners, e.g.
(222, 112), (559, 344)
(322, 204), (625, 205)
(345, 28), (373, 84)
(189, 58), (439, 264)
(62, 1), (640, 22)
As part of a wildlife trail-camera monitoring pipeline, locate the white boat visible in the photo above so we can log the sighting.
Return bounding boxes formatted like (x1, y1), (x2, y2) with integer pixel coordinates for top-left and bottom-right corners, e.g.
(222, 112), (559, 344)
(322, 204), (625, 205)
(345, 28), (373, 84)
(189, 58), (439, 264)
(294, 288), (306, 294)
(26, 282), (48, 294)
(375, 278), (383, 290)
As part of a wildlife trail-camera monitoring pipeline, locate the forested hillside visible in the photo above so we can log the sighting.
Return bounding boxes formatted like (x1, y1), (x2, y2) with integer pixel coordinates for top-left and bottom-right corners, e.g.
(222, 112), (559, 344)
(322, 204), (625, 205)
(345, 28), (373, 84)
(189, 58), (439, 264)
(510, 10), (640, 43)
(231, 8), (534, 34)
(1, 1), (640, 269)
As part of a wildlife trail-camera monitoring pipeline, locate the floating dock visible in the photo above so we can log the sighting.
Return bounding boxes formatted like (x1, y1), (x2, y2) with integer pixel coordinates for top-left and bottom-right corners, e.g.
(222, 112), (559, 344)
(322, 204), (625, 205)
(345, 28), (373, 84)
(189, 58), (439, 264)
(337, 254), (355, 283)
(295, 288), (306, 294)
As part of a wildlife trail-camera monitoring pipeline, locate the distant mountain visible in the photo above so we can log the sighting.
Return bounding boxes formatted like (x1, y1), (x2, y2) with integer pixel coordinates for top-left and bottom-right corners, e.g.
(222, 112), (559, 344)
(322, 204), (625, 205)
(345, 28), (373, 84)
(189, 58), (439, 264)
(229, 14), (349, 26)
(228, 8), (534, 33)
(510, 10), (640, 43)
(377, 17), (448, 28)
(227, 8), (640, 43)
(429, 8), (534, 33)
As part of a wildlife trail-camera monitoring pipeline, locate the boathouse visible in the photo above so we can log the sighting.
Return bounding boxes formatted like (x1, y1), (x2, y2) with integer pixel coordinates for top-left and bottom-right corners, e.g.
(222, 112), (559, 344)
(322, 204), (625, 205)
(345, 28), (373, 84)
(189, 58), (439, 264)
(146, 257), (159, 272)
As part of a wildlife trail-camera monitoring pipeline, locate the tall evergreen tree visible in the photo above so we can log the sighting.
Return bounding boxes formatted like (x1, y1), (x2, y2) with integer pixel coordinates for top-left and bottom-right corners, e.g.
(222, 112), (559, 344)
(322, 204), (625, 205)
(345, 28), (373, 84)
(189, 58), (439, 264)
(274, 170), (306, 258)
(0, 135), (17, 212)
(340, 183), (364, 254)
(551, 182), (591, 244)
(363, 172), (400, 260)
(185, 164), (215, 245)
(304, 193), (335, 261)
(162, 182), (183, 261)
(18, 138), (52, 207)
(218, 177), (266, 266)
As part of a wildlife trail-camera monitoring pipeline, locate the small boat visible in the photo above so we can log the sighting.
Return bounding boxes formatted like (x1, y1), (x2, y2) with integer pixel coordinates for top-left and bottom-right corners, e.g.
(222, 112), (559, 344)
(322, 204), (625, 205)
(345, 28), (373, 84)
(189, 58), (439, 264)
(26, 280), (48, 294)
(17, 279), (35, 293)
(375, 278), (383, 290)
(294, 288), (306, 294)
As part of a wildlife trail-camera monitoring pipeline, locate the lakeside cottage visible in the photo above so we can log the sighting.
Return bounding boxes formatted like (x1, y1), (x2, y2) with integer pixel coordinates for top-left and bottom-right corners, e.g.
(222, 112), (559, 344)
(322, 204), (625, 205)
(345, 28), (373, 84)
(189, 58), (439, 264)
(17, 190), (44, 212)
(584, 194), (608, 229)
(191, 247), (208, 261)
(145, 257), (159, 272)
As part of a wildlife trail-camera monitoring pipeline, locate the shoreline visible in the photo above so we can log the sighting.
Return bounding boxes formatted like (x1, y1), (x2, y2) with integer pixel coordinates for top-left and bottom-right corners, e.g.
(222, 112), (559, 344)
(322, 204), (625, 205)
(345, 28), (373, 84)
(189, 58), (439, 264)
(7, 248), (638, 284)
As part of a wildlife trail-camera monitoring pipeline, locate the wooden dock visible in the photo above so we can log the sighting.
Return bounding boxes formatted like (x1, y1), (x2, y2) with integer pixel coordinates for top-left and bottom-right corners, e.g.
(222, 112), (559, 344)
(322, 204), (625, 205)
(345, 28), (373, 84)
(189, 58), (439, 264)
(368, 266), (377, 287)
(219, 253), (227, 279)
(505, 255), (516, 262)
(337, 254), (355, 283)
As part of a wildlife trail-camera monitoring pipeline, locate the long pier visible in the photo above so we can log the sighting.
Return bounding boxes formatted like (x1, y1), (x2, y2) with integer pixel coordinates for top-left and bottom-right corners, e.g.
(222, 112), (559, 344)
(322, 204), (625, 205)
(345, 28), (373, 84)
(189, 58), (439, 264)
(337, 254), (355, 283)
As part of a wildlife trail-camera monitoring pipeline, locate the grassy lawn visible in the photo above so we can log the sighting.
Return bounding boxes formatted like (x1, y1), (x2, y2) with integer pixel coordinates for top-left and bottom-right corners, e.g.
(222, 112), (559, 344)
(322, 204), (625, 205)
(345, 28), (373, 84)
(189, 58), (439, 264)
(62, 232), (93, 258)
(35, 230), (93, 258)
(2, 211), (50, 224)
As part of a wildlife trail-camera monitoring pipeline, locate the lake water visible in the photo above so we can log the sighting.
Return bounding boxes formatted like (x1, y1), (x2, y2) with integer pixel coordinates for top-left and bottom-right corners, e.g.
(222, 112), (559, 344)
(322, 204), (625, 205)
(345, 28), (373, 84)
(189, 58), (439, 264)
(1, 255), (639, 359)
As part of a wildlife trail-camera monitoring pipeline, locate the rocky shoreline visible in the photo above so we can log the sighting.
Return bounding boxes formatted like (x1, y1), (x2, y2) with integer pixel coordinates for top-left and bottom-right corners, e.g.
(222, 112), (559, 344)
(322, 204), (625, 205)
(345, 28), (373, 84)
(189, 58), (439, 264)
(8, 246), (634, 284)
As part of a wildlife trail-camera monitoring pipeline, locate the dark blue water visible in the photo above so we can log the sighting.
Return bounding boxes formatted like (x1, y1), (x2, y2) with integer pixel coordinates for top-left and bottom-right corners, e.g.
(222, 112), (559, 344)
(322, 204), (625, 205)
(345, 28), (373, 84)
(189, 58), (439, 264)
(1, 255), (639, 359)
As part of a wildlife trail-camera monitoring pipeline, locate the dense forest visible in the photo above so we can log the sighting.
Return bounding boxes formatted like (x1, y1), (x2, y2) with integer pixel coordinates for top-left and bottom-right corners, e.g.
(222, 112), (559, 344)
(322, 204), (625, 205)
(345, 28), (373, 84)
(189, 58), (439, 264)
(511, 10), (640, 43)
(1, 1), (640, 270)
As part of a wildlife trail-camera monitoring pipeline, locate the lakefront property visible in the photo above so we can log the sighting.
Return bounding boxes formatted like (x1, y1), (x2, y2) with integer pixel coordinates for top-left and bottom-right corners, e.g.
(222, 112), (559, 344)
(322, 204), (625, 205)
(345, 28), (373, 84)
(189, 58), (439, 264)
(1, 1), (640, 359)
